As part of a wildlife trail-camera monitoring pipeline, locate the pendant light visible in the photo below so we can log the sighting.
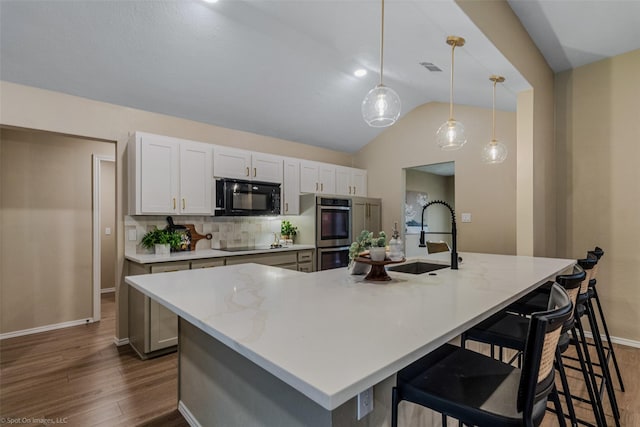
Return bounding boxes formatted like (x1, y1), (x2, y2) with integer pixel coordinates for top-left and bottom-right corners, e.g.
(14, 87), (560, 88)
(436, 36), (466, 150)
(481, 75), (508, 164)
(362, 0), (401, 127)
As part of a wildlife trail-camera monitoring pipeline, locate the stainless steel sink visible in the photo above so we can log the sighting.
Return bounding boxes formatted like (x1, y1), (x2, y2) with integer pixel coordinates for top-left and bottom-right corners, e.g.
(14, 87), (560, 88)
(387, 262), (449, 275)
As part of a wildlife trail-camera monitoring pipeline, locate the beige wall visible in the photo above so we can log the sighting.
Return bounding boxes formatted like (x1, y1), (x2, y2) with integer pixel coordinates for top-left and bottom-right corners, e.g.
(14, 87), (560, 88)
(456, 0), (556, 256)
(100, 160), (116, 290)
(0, 128), (114, 333)
(555, 49), (640, 341)
(354, 102), (517, 255)
(0, 81), (351, 339)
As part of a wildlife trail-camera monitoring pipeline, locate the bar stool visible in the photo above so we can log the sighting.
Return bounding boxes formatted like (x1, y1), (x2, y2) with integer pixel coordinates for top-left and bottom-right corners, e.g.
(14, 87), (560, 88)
(586, 247), (625, 392)
(460, 265), (606, 427)
(391, 283), (572, 427)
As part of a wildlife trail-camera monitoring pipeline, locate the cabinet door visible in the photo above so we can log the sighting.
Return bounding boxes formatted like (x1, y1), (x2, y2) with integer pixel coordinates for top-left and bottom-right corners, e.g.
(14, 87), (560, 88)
(148, 262), (189, 352)
(283, 158), (300, 215)
(213, 147), (251, 180)
(366, 200), (382, 235)
(352, 200), (367, 241)
(140, 135), (179, 214)
(318, 163), (336, 194)
(335, 166), (352, 196)
(351, 169), (367, 197)
(300, 161), (319, 193)
(180, 142), (212, 214)
(252, 153), (283, 183)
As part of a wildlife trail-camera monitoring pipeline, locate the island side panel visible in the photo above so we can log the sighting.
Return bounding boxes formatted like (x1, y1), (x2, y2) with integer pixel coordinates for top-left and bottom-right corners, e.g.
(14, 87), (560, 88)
(178, 318), (442, 427)
(179, 318), (332, 427)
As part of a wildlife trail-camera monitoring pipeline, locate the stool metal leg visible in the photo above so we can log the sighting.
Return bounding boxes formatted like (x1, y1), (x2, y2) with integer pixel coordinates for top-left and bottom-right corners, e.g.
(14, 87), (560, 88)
(556, 347), (578, 427)
(591, 286), (625, 392)
(391, 387), (399, 427)
(575, 316), (608, 426)
(586, 299), (621, 425)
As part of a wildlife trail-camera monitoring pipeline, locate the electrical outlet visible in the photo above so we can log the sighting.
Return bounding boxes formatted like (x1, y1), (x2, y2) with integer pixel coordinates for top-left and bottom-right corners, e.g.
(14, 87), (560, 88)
(128, 229), (137, 241)
(461, 213), (472, 223)
(357, 387), (374, 420)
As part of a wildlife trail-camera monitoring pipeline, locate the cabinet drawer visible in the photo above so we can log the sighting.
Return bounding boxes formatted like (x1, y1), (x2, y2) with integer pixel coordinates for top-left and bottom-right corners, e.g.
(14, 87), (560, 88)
(297, 250), (313, 263)
(225, 252), (297, 266)
(298, 262), (313, 273)
(279, 263), (299, 271)
(150, 262), (190, 273)
(190, 259), (225, 269)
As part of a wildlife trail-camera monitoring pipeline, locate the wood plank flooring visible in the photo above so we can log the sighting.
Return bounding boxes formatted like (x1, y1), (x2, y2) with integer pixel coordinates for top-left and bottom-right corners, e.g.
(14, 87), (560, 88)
(1, 293), (638, 426)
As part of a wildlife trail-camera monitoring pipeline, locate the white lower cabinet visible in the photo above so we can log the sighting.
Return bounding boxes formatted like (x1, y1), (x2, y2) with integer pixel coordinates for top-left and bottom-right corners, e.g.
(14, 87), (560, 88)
(127, 249), (315, 359)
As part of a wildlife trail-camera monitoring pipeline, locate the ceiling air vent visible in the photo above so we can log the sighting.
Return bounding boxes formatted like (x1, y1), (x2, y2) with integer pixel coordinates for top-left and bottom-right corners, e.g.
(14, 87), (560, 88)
(419, 62), (442, 72)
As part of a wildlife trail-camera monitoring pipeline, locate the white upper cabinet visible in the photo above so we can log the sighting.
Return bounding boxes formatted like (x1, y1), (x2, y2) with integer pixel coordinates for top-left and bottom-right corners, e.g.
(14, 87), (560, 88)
(335, 166), (367, 197)
(300, 160), (336, 194)
(213, 147), (251, 180)
(129, 132), (212, 215)
(214, 147), (282, 183)
(283, 158), (300, 215)
(180, 142), (213, 214)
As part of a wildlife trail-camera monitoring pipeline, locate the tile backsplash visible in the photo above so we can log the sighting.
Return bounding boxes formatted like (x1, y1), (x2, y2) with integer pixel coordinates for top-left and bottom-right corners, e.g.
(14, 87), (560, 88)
(125, 215), (283, 254)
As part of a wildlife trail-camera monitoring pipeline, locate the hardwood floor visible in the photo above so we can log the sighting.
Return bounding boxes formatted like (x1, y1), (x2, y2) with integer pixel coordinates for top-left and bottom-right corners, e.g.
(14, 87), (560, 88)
(0, 293), (188, 427)
(1, 294), (638, 426)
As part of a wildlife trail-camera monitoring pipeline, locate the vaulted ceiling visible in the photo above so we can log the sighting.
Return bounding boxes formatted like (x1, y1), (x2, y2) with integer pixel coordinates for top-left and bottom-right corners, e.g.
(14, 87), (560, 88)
(1, 1), (638, 153)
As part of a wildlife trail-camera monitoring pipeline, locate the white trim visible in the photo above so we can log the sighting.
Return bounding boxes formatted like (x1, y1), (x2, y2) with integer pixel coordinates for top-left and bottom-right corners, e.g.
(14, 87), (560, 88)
(92, 155), (115, 323)
(0, 318), (92, 340)
(581, 331), (640, 349)
(101, 287), (116, 294)
(178, 401), (202, 427)
(113, 336), (130, 346)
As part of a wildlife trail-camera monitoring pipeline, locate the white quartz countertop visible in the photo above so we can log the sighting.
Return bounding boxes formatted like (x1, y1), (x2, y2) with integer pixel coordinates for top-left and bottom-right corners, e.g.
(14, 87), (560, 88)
(124, 244), (315, 264)
(125, 252), (574, 410)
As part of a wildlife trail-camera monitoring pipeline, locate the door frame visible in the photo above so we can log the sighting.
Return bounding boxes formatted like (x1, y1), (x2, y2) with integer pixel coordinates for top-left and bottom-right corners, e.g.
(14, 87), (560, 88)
(93, 155), (115, 322)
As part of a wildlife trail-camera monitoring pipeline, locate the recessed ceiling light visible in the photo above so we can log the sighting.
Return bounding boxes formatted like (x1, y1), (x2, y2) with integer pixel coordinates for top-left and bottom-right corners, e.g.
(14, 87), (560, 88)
(203, 0), (219, 3)
(354, 69), (367, 77)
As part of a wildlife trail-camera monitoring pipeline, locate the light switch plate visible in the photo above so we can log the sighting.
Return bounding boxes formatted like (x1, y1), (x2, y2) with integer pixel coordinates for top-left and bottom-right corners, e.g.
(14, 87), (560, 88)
(128, 229), (137, 241)
(461, 213), (472, 223)
(105, 227), (112, 235)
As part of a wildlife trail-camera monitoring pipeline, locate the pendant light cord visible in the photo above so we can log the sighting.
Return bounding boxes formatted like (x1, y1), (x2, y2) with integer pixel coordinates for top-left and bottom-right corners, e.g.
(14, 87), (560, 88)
(379, 0), (385, 86)
(492, 79), (496, 143)
(449, 43), (455, 120)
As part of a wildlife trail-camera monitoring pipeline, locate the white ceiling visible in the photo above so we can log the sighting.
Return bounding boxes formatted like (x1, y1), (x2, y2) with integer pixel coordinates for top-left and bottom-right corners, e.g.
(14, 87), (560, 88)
(1, 1), (637, 153)
(508, 0), (640, 73)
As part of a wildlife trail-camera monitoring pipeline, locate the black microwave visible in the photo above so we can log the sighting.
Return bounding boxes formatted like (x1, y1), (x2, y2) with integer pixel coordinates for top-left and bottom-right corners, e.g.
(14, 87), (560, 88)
(214, 178), (281, 216)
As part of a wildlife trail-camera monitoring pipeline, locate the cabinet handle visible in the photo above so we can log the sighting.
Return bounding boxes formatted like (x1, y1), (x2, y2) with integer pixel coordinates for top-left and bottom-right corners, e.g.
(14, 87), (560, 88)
(285, 202), (289, 213)
(253, 167), (257, 177)
(246, 167), (250, 177)
(321, 183), (324, 192)
(316, 182), (318, 191)
(173, 198), (176, 210)
(182, 198), (186, 210)
(354, 186), (356, 195)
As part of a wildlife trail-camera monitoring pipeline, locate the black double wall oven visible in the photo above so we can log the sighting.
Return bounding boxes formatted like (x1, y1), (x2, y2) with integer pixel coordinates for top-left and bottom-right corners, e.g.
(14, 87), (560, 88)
(315, 197), (352, 270)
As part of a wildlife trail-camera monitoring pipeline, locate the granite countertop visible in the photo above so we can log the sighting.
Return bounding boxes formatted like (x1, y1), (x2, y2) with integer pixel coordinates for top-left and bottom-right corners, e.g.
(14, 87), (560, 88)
(125, 244), (316, 264)
(125, 252), (574, 410)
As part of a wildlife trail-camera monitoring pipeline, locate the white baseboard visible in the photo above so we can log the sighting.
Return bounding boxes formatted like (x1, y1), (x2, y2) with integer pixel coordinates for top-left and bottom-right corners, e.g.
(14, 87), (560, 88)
(101, 287), (116, 294)
(178, 401), (202, 427)
(0, 318), (92, 340)
(581, 331), (640, 349)
(113, 337), (130, 346)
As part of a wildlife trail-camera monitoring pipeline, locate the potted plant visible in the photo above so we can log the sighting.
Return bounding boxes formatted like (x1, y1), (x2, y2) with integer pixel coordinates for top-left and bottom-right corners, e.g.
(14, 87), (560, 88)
(141, 227), (182, 255)
(280, 220), (298, 241)
(349, 230), (388, 271)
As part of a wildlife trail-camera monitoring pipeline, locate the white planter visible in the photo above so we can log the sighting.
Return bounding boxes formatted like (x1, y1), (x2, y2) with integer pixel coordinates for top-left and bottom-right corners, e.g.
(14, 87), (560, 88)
(155, 243), (170, 255)
(369, 247), (386, 261)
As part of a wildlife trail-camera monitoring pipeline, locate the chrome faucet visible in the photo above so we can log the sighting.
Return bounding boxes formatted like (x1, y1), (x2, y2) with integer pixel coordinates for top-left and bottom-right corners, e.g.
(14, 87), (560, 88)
(419, 200), (458, 270)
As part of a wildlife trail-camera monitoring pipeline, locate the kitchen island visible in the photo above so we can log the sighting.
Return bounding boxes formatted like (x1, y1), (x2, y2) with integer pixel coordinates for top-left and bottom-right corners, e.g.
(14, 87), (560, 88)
(125, 252), (574, 426)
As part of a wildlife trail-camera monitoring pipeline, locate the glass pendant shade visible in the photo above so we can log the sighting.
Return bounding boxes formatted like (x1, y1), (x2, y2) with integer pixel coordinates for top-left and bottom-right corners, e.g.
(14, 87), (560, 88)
(482, 140), (508, 164)
(436, 119), (467, 150)
(362, 84), (401, 127)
